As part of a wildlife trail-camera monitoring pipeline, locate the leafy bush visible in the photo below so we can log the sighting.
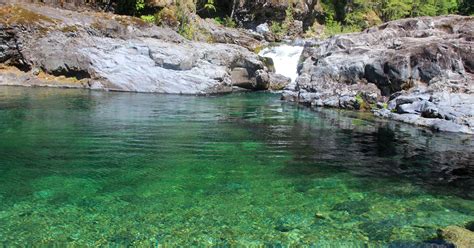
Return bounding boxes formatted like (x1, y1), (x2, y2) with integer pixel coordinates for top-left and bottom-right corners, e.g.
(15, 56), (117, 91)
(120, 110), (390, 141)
(459, 0), (474, 15)
(202, 0), (217, 12)
(270, 21), (284, 36)
(154, 7), (179, 27)
(323, 14), (361, 37)
(140, 15), (155, 23)
(179, 21), (196, 40)
(281, 5), (295, 32)
(213, 16), (236, 28)
(176, 2), (196, 40)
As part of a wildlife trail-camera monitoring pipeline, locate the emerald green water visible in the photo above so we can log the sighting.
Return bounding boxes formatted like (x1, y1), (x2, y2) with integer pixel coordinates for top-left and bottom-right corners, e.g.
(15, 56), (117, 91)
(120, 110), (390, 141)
(0, 87), (472, 246)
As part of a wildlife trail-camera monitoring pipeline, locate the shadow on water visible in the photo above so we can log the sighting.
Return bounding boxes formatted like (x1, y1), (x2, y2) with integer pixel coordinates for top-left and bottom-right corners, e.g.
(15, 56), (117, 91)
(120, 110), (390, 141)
(0, 87), (472, 246)
(224, 94), (474, 200)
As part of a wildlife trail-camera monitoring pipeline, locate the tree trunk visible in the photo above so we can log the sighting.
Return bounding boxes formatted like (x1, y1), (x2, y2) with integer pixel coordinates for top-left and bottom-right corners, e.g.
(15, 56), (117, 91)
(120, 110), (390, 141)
(230, 0), (236, 18)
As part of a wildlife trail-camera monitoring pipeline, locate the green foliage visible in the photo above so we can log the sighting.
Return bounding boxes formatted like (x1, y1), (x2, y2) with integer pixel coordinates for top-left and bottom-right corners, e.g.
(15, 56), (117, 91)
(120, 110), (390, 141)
(213, 16), (236, 28)
(140, 15), (155, 23)
(355, 93), (371, 110)
(270, 21), (284, 36)
(109, 0), (469, 39)
(459, 0), (474, 15)
(179, 21), (196, 40)
(114, 0), (149, 16)
(154, 7), (179, 27)
(203, 0), (217, 12)
(269, 5), (296, 37)
(135, 0), (145, 13)
(323, 14), (362, 37)
(321, 0), (462, 26)
(175, 2), (196, 40)
(282, 5), (295, 32)
(382, 0), (413, 20)
(115, 0), (137, 16)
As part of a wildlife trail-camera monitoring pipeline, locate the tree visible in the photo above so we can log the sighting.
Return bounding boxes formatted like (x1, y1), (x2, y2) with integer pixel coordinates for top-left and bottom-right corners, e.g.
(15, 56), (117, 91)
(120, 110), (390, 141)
(382, 0), (413, 21)
(459, 0), (474, 15)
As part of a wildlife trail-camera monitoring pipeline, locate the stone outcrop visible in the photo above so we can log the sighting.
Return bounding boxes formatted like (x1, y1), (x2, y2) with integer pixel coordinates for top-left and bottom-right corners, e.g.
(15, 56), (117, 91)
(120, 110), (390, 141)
(195, 17), (264, 51)
(283, 16), (474, 134)
(0, 4), (279, 94)
(439, 226), (474, 248)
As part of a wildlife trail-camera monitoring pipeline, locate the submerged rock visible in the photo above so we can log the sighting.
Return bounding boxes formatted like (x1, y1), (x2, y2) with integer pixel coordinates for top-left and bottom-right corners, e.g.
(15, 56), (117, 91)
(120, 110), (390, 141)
(283, 16), (474, 134)
(439, 226), (474, 248)
(466, 221), (474, 232)
(0, 4), (279, 94)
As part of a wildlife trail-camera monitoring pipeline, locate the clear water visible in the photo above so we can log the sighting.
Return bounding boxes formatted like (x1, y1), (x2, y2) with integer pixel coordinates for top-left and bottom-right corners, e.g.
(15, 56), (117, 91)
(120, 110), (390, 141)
(0, 87), (472, 246)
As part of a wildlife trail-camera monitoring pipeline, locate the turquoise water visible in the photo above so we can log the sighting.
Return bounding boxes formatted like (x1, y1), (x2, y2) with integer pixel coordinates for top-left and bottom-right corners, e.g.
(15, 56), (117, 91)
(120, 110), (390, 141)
(0, 86), (472, 246)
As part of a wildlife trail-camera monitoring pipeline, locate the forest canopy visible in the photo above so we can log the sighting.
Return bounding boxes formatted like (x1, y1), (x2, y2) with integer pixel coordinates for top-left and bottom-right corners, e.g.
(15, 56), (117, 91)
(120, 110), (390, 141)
(90, 0), (473, 36)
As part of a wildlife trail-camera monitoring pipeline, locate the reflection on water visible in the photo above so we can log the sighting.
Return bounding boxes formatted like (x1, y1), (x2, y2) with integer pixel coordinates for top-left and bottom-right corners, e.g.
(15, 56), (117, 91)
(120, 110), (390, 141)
(0, 87), (472, 246)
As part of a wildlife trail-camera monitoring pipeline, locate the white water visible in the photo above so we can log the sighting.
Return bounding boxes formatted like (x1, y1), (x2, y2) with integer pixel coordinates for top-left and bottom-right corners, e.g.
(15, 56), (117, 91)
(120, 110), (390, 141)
(258, 44), (304, 82)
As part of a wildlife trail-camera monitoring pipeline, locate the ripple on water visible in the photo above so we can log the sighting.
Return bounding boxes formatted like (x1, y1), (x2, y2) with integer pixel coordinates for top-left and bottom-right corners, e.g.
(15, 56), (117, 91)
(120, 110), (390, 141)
(0, 87), (472, 246)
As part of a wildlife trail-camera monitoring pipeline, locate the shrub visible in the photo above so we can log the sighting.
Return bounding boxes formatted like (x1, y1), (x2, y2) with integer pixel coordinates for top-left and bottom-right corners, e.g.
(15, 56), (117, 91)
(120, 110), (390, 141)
(179, 21), (196, 40)
(223, 16), (236, 28)
(140, 15), (155, 23)
(323, 15), (361, 37)
(154, 7), (179, 27)
(214, 16), (236, 28)
(282, 5), (295, 32)
(270, 21), (284, 36)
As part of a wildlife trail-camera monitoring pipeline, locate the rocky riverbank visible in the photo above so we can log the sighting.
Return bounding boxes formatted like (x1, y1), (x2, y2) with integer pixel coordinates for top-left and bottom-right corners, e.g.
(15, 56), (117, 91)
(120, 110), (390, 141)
(0, 4), (288, 94)
(283, 16), (474, 134)
(1, 3), (473, 134)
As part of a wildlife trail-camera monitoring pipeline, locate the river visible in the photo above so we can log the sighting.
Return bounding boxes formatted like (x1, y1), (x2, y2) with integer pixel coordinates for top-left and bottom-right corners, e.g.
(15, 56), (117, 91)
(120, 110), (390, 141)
(0, 86), (472, 246)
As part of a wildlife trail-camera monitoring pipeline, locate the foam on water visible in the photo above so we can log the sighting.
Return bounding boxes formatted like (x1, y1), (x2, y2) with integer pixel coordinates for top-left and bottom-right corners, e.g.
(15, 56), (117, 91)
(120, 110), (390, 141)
(259, 44), (304, 82)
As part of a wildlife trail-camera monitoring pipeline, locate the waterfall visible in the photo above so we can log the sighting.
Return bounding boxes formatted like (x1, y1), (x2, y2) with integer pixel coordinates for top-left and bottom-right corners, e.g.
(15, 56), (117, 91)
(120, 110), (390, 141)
(258, 44), (304, 82)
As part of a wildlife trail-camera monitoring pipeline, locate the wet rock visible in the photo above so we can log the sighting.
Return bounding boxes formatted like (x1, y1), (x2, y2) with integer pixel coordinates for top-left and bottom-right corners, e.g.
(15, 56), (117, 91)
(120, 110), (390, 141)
(387, 240), (454, 248)
(268, 73), (291, 90)
(359, 219), (398, 241)
(285, 16), (474, 134)
(466, 221), (474, 232)
(231, 67), (252, 89)
(274, 213), (312, 233)
(331, 200), (371, 215)
(286, 20), (304, 38)
(254, 69), (270, 90)
(255, 69), (290, 90)
(255, 22), (277, 42)
(439, 226), (474, 248)
(256, 23), (270, 35)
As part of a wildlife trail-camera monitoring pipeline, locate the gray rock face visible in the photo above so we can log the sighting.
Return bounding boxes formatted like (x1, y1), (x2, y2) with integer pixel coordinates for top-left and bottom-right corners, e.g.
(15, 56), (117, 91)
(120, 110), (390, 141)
(195, 18), (264, 51)
(0, 4), (277, 95)
(283, 16), (474, 134)
(255, 69), (291, 90)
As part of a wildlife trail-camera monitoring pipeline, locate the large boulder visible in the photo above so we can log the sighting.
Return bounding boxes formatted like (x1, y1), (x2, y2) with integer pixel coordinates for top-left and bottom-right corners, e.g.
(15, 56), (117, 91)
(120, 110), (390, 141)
(0, 4), (277, 94)
(283, 16), (474, 134)
(439, 226), (474, 248)
(195, 17), (264, 51)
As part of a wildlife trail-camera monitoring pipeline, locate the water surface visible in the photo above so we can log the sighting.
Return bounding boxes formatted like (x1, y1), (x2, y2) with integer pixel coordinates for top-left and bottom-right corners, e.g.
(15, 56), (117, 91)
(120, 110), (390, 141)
(0, 87), (472, 246)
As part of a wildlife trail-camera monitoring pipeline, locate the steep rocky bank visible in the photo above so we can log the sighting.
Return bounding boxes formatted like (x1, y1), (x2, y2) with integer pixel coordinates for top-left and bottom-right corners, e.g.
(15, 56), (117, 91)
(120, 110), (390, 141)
(1, 3), (473, 134)
(283, 16), (474, 134)
(0, 4), (284, 94)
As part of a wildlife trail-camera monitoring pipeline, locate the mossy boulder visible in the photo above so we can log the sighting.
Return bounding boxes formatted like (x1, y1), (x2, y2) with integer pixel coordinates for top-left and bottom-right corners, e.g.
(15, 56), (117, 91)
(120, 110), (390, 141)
(439, 226), (474, 248)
